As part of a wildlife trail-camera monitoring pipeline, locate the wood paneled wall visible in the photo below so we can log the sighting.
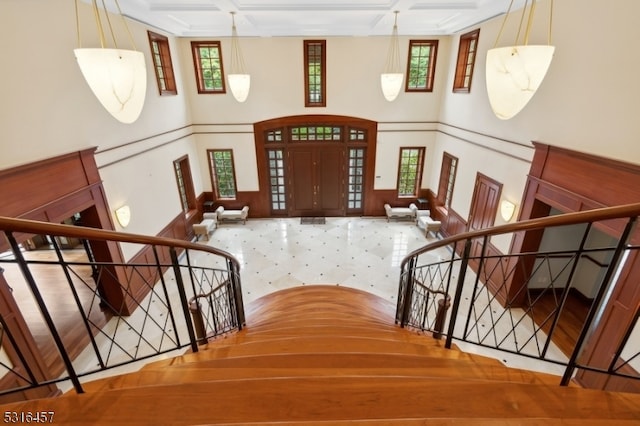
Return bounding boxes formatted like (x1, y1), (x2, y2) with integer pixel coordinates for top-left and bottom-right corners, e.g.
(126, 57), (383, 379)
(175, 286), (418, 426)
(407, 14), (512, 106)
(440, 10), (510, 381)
(1, 149), (133, 316)
(511, 142), (640, 393)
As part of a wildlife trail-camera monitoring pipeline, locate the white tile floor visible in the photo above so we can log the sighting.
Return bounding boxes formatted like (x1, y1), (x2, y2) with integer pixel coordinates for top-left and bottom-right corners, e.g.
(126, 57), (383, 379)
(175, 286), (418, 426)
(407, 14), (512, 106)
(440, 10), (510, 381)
(207, 217), (438, 305)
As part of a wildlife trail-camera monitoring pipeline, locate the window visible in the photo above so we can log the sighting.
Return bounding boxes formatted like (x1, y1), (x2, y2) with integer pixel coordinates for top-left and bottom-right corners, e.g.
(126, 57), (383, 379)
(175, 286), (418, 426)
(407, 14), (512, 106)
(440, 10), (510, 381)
(453, 29), (480, 93)
(347, 148), (365, 210)
(174, 156), (196, 213)
(148, 31), (177, 95)
(304, 40), (326, 107)
(397, 148), (425, 197)
(208, 150), (237, 199)
(437, 152), (458, 208)
(290, 126), (341, 141)
(267, 150), (287, 211)
(406, 40), (438, 92)
(191, 41), (226, 94)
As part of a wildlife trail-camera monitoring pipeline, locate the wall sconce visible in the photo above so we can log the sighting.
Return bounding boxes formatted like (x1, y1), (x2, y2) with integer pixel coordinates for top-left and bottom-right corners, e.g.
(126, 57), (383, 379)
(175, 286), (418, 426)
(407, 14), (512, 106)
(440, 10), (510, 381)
(500, 200), (516, 222)
(485, 0), (555, 120)
(74, 0), (147, 123)
(115, 205), (131, 228)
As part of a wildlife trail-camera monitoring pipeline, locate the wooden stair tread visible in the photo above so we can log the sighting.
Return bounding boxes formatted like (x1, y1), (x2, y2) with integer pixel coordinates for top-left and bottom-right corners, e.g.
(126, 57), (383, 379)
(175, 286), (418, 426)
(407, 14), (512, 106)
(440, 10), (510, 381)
(209, 420), (640, 426)
(9, 377), (640, 424)
(145, 337), (501, 370)
(245, 286), (397, 324)
(83, 362), (562, 392)
(143, 351), (480, 370)
(219, 326), (451, 346)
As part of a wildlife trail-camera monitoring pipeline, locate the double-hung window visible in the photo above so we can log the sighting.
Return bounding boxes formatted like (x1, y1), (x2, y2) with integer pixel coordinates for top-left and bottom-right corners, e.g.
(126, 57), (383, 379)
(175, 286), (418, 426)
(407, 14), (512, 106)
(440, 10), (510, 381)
(406, 40), (438, 92)
(208, 150), (237, 200)
(453, 29), (480, 93)
(174, 156), (196, 213)
(437, 152), (458, 208)
(148, 31), (177, 95)
(397, 148), (425, 197)
(304, 40), (326, 107)
(191, 41), (226, 94)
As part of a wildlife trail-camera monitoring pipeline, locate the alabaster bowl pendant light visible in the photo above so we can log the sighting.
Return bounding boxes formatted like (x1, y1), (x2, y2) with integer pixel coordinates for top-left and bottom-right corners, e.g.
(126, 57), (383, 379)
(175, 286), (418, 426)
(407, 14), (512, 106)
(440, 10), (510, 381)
(228, 12), (250, 103)
(486, 0), (555, 120)
(380, 11), (403, 102)
(74, 0), (147, 124)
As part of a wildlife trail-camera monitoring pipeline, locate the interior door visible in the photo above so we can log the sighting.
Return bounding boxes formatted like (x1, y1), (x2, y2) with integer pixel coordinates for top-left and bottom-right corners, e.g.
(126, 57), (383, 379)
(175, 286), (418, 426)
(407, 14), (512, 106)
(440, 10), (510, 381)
(468, 173), (502, 257)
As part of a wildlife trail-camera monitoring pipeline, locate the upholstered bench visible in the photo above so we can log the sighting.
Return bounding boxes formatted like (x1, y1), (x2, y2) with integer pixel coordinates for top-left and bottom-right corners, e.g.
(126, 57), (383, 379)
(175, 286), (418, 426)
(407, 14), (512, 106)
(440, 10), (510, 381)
(193, 213), (217, 241)
(416, 211), (442, 237)
(216, 205), (249, 224)
(384, 203), (418, 222)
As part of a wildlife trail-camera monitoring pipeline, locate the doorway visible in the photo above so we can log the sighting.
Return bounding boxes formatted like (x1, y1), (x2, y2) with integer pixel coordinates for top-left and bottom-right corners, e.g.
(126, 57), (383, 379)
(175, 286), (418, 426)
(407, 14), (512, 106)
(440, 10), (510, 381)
(254, 115), (377, 217)
(288, 145), (345, 216)
(467, 172), (502, 258)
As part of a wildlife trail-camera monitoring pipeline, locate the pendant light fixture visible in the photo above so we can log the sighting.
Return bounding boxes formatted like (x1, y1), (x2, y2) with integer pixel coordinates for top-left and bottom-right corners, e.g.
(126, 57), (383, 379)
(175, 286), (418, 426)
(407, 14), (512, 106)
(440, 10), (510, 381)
(485, 0), (555, 120)
(380, 11), (403, 102)
(74, 0), (147, 124)
(227, 12), (251, 103)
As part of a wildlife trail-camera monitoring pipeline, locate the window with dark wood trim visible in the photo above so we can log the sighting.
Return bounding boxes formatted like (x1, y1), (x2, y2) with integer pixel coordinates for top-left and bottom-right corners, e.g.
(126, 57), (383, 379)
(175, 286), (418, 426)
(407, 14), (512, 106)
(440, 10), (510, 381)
(173, 156), (196, 213)
(191, 41), (226, 94)
(453, 29), (480, 93)
(437, 152), (458, 208)
(208, 149), (237, 200)
(397, 147), (425, 198)
(267, 149), (287, 211)
(304, 40), (326, 107)
(406, 40), (439, 92)
(148, 31), (177, 96)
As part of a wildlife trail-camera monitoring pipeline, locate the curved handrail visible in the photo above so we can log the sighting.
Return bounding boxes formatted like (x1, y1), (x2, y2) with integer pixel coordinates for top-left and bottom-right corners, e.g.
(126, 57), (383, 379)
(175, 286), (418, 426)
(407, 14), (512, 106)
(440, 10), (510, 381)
(0, 216), (240, 270)
(401, 202), (640, 269)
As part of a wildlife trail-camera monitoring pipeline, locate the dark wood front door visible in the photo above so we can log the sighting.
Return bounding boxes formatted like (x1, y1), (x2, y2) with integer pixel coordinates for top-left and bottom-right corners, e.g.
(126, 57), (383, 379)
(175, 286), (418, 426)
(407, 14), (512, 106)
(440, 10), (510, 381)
(289, 146), (344, 216)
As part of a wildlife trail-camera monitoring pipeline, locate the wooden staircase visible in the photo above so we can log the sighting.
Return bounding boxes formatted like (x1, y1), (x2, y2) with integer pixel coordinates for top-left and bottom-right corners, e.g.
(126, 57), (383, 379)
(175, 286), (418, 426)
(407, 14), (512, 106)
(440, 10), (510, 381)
(2, 285), (639, 424)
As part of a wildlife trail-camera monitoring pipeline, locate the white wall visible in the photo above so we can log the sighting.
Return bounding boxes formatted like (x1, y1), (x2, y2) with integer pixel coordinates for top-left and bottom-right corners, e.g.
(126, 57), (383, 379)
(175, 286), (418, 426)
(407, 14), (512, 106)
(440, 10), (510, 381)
(431, 0), (640, 253)
(180, 36), (449, 124)
(0, 0), (196, 242)
(178, 35), (450, 194)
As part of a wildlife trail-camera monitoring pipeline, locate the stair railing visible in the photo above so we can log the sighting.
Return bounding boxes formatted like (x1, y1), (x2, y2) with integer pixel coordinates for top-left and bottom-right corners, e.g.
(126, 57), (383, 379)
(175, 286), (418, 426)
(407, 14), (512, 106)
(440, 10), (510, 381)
(397, 203), (640, 387)
(0, 216), (244, 400)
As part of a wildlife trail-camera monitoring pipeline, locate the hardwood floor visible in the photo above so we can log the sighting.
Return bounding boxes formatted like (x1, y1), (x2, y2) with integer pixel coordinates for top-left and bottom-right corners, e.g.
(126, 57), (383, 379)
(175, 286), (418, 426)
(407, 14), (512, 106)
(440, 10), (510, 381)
(528, 289), (591, 357)
(1, 248), (111, 378)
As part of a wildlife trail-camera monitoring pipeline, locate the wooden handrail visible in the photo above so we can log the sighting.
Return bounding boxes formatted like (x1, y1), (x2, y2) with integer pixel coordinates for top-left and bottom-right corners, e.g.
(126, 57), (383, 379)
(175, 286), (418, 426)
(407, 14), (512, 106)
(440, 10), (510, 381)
(0, 216), (240, 270)
(401, 202), (640, 269)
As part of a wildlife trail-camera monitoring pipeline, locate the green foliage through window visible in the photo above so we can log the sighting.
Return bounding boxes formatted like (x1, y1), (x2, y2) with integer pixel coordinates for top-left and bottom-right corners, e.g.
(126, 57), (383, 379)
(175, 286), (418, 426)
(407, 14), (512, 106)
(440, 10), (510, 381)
(398, 148), (425, 197)
(304, 40), (326, 106)
(407, 40), (438, 92)
(192, 41), (225, 93)
(209, 150), (237, 199)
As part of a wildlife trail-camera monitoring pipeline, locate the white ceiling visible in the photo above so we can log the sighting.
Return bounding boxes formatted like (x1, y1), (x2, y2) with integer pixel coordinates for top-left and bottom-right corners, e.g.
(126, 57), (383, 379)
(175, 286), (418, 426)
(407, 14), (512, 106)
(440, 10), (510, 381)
(105, 0), (527, 37)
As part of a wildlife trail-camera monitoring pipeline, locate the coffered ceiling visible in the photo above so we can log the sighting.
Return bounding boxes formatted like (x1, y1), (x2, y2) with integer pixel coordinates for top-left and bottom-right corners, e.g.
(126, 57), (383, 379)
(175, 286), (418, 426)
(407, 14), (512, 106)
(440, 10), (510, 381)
(104, 0), (527, 37)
